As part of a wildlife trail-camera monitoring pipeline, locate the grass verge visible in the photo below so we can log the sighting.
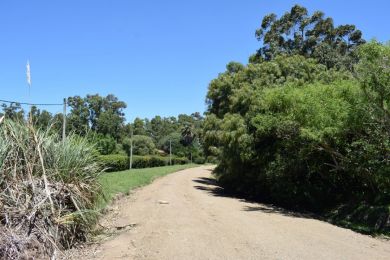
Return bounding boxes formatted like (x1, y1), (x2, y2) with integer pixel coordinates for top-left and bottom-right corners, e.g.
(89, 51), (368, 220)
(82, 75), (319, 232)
(96, 164), (197, 210)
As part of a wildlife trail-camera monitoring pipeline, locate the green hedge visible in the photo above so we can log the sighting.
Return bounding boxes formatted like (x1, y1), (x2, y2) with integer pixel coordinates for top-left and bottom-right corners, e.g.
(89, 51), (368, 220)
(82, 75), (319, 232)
(171, 157), (189, 165)
(132, 155), (165, 168)
(99, 154), (190, 172)
(99, 154), (128, 172)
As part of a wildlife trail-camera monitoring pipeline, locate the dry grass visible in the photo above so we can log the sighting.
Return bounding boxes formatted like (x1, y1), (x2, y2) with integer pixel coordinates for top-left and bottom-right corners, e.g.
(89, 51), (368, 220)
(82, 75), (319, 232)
(0, 121), (101, 259)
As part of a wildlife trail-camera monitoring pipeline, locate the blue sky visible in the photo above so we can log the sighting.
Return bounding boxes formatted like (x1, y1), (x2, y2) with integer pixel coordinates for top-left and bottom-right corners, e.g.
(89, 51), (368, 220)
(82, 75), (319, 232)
(0, 0), (388, 122)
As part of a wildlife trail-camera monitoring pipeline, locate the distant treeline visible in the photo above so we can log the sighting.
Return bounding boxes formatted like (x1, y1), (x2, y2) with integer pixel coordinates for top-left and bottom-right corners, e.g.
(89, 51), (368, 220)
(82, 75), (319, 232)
(1, 94), (205, 163)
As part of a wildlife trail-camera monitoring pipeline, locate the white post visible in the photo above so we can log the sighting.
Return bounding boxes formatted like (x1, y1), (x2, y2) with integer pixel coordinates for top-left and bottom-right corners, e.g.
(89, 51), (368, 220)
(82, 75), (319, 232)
(169, 139), (172, 165)
(62, 98), (67, 142)
(129, 130), (133, 169)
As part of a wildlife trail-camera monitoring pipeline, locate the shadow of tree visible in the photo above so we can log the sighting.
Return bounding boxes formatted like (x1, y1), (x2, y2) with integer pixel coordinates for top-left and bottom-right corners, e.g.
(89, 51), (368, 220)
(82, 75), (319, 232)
(193, 177), (240, 199)
(192, 177), (217, 186)
(193, 177), (319, 220)
(242, 205), (317, 219)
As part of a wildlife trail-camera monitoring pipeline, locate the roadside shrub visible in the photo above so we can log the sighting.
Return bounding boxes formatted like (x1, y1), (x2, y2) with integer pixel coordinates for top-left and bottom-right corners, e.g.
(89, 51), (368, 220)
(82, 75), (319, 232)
(95, 134), (117, 155)
(99, 154), (191, 171)
(134, 155), (165, 168)
(171, 157), (189, 165)
(130, 155), (151, 168)
(0, 121), (101, 259)
(132, 155), (187, 168)
(99, 154), (128, 172)
(193, 157), (206, 164)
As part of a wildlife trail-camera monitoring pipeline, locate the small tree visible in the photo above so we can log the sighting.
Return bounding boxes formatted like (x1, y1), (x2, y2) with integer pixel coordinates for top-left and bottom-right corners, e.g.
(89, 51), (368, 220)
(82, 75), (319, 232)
(181, 124), (196, 162)
(123, 135), (156, 156)
(159, 132), (185, 157)
(96, 135), (117, 155)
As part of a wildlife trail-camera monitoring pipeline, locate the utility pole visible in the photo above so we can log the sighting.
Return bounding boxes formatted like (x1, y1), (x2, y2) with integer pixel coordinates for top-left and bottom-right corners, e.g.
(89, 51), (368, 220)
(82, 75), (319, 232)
(129, 130), (133, 169)
(62, 98), (67, 142)
(169, 139), (172, 165)
(27, 60), (32, 126)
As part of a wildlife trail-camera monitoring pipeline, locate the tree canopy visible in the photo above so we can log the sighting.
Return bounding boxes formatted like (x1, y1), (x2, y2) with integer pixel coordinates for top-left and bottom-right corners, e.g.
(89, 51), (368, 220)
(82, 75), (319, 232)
(203, 4), (389, 220)
(252, 4), (365, 69)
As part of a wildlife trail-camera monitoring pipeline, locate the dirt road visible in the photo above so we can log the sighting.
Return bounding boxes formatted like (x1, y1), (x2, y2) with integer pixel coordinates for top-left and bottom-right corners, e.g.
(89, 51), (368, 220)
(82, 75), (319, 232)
(73, 165), (390, 260)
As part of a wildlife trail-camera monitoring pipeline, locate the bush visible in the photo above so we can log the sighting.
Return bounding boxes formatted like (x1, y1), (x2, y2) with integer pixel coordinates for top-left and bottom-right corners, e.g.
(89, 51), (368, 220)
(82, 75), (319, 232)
(132, 155), (165, 168)
(95, 135), (117, 155)
(0, 121), (101, 259)
(193, 156), (206, 164)
(132, 155), (189, 168)
(122, 135), (156, 156)
(99, 154), (191, 171)
(99, 154), (128, 172)
(171, 157), (189, 165)
(86, 132), (117, 155)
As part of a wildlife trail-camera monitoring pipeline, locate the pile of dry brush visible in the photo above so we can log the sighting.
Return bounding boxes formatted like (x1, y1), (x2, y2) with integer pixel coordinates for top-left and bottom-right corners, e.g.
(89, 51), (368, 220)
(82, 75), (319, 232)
(0, 121), (101, 259)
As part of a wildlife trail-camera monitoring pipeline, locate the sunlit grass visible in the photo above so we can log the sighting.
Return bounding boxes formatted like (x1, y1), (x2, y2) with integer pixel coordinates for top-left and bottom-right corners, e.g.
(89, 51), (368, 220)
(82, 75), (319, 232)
(96, 164), (197, 209)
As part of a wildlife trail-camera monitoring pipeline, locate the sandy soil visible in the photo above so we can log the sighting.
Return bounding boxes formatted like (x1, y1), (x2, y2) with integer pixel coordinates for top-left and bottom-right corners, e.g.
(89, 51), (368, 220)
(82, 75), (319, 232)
(66, 165), (390, 260)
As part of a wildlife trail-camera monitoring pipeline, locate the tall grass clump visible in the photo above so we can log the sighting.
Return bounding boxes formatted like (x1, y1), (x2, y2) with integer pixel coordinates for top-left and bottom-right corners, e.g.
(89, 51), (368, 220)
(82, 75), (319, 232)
(0, 120), (101, 259)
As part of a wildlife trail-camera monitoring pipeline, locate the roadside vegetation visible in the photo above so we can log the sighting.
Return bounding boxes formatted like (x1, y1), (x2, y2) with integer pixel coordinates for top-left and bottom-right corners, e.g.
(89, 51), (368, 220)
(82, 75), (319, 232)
(1, 4), (388, 259)
(0, 118), (199, 259)
(203, 5), (390, 234)
(0, 84), (206, 259)
(0, 121), (102, 259)
(0, 94), (206, 258)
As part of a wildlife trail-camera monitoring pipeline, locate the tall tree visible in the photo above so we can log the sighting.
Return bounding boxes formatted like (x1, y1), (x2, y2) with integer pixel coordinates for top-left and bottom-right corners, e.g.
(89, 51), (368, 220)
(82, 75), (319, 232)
(85, 94), (104, 131)
(252, 4), (365, 69)
(67, 94), (126, 139)
(67, 96), (89, 135)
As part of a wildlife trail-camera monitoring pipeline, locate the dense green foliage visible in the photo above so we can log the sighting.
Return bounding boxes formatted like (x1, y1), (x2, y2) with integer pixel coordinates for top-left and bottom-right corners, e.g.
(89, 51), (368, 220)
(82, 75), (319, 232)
(99, 154), (129, 172)
(123, 135), (156, 156)
(99, 154), (189, 172)
(204, 5), (389, 233)
(88, 133), (118, 155)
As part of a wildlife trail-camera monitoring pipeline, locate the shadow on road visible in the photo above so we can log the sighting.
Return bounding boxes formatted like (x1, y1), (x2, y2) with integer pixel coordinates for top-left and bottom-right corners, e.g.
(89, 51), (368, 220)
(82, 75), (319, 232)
(242, 205), (317, 219)
(193, 177), (218, 186)
(193, 177), (234, 198)
(193, 177), (317, 220)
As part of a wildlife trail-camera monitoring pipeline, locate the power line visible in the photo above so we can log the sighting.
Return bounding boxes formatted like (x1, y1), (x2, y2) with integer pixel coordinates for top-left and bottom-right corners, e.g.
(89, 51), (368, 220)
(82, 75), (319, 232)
(0, 99), (63, 106)
(0, 98), (68, 141)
